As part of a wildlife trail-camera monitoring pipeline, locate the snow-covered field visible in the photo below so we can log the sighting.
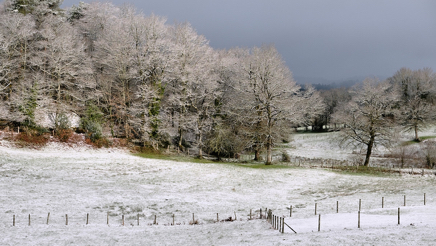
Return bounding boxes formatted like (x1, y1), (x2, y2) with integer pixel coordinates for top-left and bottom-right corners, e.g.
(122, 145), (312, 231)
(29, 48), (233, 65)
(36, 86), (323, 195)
(1, 135), (436, 245)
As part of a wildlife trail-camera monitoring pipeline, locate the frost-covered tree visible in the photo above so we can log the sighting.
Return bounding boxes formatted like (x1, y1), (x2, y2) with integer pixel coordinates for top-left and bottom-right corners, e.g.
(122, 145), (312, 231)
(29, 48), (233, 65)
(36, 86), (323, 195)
(389, 67), (436, 141)
(6, 0), (62, 15)
(236, 45), (322, 164)
(201, 48), (248, 159)
(164, 22), (215, 151)
(32, 15), (93, 113)
(0, 7), (37, 123)
(89, 4), (138, 138)
(128, 14), (175, 147)
(333, 78), (397, 166)
(318, 87), (351, 130)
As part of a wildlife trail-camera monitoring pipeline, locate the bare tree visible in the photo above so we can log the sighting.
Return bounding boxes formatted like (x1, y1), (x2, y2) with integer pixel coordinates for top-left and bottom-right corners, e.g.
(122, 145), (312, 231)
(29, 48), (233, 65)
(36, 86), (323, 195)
(164, 22), (215, 152)
(333, 78), (397, 166)
(235, 45), (323, 164)
(129, 14), (175, 147)
(91, 5), (138, 138)
(316, 87), (351, 131)
(0, 11), (36, 122)
(389, 67), (436, 141)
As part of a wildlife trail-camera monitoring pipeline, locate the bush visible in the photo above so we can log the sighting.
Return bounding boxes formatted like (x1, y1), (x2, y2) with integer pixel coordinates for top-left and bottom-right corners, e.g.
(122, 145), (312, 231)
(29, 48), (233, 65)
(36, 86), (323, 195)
(80, 103), (104, 143)
(49, 113), (71, 132)
(423, 142), (436, 169)
(281, 151), (291, 162)
(84, 121), (103, 142)
(172, 135), (192, 149)
(55, 128), (73, 143)
(203, 126), (244, 160)
(15, 127), (49, 146)
(85, 137), (111, 148)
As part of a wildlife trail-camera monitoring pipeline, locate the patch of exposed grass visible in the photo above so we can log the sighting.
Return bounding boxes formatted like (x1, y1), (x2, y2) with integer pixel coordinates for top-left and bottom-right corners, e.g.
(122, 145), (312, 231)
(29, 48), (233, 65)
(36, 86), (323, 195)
(331, 165), (391, 177)
(233, 163), (295, 169)
(134, 152), (298, 169)
(401, 136), (436, 146)
(134, 152), (216, 164)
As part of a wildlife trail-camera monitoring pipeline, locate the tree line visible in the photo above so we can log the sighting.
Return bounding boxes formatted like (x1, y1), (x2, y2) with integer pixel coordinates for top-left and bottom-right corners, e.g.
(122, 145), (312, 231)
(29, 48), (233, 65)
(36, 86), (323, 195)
(0, 1), (435, 165)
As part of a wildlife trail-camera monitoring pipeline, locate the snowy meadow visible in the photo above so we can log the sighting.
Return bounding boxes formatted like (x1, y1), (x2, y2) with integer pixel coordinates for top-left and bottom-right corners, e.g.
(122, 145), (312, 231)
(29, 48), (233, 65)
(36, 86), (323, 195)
(1, 132), (436, 245)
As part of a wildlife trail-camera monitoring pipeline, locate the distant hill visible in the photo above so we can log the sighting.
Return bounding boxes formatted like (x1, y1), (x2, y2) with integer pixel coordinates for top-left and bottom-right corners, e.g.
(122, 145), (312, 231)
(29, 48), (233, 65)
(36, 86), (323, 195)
(294, 75), (388, 90)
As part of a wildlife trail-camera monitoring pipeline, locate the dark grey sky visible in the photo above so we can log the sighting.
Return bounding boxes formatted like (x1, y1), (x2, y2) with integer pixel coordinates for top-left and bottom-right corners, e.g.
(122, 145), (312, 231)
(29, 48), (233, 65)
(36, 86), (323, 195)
(61, 0), (436, 82)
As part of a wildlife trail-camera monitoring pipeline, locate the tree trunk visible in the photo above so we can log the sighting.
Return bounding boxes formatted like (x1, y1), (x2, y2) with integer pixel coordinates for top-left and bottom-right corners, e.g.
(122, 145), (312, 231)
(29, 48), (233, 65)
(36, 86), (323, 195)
(414, 125), (420, 142)
(254, 149), (260, 161)
(266, 137), (272, 165)
(198, 130), (203, 159)
(178, 127), (183, 151)
(364, 134), (375, 167)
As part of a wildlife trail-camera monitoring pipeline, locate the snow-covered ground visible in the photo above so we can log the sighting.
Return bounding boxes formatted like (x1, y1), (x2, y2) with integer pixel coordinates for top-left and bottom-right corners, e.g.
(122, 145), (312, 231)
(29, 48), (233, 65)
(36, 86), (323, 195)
(286, 128), (436, 168)
(1, 135), (436, 245)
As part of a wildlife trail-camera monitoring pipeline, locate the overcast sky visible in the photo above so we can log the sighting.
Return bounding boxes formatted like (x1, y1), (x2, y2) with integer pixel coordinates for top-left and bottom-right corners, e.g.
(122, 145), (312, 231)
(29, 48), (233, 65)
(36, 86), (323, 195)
(61, 0), (436, 83)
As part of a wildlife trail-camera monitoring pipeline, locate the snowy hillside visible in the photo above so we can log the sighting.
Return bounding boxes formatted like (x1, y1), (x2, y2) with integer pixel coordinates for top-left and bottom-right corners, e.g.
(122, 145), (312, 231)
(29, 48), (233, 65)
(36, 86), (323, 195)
(1, 138), (436, 245)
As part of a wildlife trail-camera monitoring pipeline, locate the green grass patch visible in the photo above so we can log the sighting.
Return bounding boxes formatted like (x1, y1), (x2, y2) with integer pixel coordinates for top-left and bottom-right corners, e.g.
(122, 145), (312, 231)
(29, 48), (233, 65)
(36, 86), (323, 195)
(331, 165), (391, 177)
(401, 136), (436, 146)
(233, 163), (295, 169)
(134, 152), (216, 164)
(134, 152), (297, 169)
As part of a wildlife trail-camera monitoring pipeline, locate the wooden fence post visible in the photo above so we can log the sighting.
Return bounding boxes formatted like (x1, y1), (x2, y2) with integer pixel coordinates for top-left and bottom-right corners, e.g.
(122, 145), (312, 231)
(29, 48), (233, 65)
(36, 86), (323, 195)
(28, 214), (31, 226)
(107, 212), (109, 225)
(47, 212), (50, 225)
(404, 195), (406, 206)
(315, 203), (317, 215)
(275, 215), (277, 229)
(154, 215), (157, 225)
(13, 215), (15, 226)
(281, 217), (284, 233)
(86, 213), (89, 225)
(122, 215), (124, 226)
(382, 197), (384, 208)
(66, 214), (68, 225)
(318, 214), (321, 232)
(358, 211), (360, 228)
(273, 215), (276, 229)
(217, 213), (219, 222)
(398, 208), (400, 225)
(137, 214), (140, 226)
(424, 193), (426, 205)
(260, 209), (262, 219)
(278, 216), (281, 232)
(336, 201), (339, 213)
(250, 209), (252, 220)
(276, 215), (278, 230)
(290, 205), (293, 217)
(272, 215), (275, 228)
(359, 199), (361, 211)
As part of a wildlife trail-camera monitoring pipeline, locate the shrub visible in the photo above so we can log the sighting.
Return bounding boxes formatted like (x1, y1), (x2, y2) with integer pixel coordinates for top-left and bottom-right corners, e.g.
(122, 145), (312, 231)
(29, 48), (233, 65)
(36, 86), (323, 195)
(172, 135), (192, 149)
(85, 136), (111, 148)
(55, 128), (73, 143)
(81, 103), (104, 143)
(84, 121), (103, 142)
(203, 126), (244, 160)
(15, 127), (49, 146)
(281, 151), (291, 162)
(423, 142), (436, 169)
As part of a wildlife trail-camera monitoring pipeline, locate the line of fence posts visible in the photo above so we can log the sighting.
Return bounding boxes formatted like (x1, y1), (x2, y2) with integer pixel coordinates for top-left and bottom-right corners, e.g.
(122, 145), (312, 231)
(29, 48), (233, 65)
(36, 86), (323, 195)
(288, 193), (428, 232)
(267, 209), (296, 234)
(5, 194), (429, 228)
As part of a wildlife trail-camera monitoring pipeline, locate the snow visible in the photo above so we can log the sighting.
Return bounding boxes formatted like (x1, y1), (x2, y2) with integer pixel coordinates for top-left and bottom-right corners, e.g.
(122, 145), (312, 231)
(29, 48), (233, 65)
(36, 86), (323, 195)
(1, 135), (436, 245)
